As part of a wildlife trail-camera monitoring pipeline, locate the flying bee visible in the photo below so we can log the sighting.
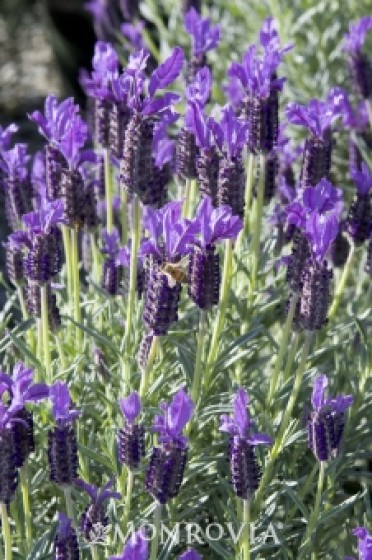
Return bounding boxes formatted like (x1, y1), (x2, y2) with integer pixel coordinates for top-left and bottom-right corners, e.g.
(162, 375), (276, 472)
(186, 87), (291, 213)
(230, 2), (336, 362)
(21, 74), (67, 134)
(161, 256), (189, 288)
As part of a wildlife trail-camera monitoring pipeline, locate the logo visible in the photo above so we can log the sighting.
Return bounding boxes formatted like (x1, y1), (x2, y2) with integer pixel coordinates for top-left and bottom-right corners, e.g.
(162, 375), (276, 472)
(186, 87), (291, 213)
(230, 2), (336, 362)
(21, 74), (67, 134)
(88, 522), (111, 546)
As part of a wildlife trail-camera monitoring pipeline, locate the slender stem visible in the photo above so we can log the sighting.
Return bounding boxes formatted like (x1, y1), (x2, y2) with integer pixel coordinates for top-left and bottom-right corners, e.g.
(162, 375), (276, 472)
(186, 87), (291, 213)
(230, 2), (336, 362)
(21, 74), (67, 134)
(254, 332), (313, 515)
(267, 293), (299, 406)
(283, 333), (300, 382)
(139, 336), (160, 399)
(91, 546), (99, 560)
(122, 470), (135, 535)
(182, 178), (192, 218)
(121, 189), (128, 246)
(149, 502), (162, 560)
(239, 153), (255, 249)
(70, 229), (82, 348)
(17, 286), (35, 352)
(300, 462), (326, 559)
(190, 310), (208, 405)
(62, 225), (72, 300)
(241, 499), (251, 560)
(204, 240), (233, 388)
(0, 502), (12, 560)
(250, 153), (266, 294)
(55, 333), (66, 370)
(122, 196), (141, 383)
(104, 149), (113, 233)
(187, 179), (198, 218)
(328, 240), (355, 320)
(41, 284), (51, 381)
(63, 486), (75, 525)
(366, 99), (372, 130)
(20, 464), (32, 549)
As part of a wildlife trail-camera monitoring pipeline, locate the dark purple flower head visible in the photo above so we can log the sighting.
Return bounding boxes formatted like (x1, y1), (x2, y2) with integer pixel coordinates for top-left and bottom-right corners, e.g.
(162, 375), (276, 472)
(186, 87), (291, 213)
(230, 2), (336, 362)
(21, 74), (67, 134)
(75, 477), (121, 506)
(0, 362), (48, 410)
(56, 512), (74, 540)
(179, 550), (202, 560)
(350, 162), (372, 196)
(125, 48), (184, 116)
(352, 527), (372, 560)
(344, 16), (372, 54)
(109, 529), (148, 560)
(286, 89), (345, 139)
(184, 8), (220, 56)
(0, 143), (30, 180)
(101, 228), (120, 258)
(153, 388), (194, 449)
(121, 21), (145, 51)
(119, 392), (141, 424)
(0, 124), (18, 151)
(50, 382), (81, 426)
(186, 67), (212, 106)
(311, 375), (353, 414)
(219, 388), (272, 446)
(141, 201), (199, 260)
(195, 196), (242, 247)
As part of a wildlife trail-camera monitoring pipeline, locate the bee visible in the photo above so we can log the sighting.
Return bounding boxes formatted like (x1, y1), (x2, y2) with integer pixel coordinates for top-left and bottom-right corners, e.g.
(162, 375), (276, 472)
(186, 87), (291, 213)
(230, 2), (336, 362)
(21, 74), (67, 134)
(161, 256), (189, 288)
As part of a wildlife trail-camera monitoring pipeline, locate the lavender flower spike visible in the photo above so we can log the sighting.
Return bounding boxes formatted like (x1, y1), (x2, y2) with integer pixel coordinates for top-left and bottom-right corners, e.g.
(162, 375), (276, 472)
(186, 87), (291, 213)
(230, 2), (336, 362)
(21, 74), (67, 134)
(76, 478), (121, 543)
(344, 17), (372, 98)
(109, 529), (148, 560)
(118, 392), (145, 469)
(347, 162), (372, 244)
(54, 512), (79, 560)
(351, 527), (372, 560)
(220, 388), (271, 499)
(307, 375), (353, 462)
(344, 17), (372, 54)
(48, 382), (81, 486)
(146, 389), (194, 504)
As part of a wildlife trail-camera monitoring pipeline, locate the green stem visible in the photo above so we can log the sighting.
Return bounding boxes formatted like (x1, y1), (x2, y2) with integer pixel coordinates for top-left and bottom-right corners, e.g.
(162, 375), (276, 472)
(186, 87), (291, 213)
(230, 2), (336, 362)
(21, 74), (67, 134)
(55, 333), (66, 370)
(267, 293), (299, 406)
(239, 153), (256, 249)
(187, 179), (198, 218)
(104, 149), (113, 233)
(63, 486), (75, 524)
(20, 464), (32, 549)
(0, 502), (12, 560)
(328, 239), (355, 320)
(254, 332), (313, 515)
(139, 336), (160, 399)
(283, 333), (300, 382)
(122, 196), (141, 384)
(190, 310), (208, 405)
(300, 462), (326, 560)
(121, 189), (128, 246)
(149, 502), (162, 560)
(250, 153), (266, 294)
(91, 546), (99, 560)
(366, 99), (372, 130)
(70, 229), (82, 349)
(62, 225), (72, 301)
(122, 470), (135, 535)
(182, 178), (192, 218)
(17, 286), (35, 352)
(241, 499), (251, 560)
(204, 239), (233, 388)
(41, 284), (51, 381)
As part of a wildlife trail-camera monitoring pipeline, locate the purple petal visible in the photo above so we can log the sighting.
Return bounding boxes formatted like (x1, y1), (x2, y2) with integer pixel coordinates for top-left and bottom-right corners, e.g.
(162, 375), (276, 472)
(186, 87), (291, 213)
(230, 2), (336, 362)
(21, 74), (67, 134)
(75, 479), (98, 501)
(142, 93), (180, 116)
(305, 212), (339, 261)
(148, 47), (184, 97)
(178, 549), (202, 560)
(166, 388), (194, 438)
(311, 375), (328, 410)
(119, 392), (141, 423)
(219, 414), (237, 435)
(23, 384), (49, 403)
(232, 388), (250, 437)
(110, 529), (149, 560)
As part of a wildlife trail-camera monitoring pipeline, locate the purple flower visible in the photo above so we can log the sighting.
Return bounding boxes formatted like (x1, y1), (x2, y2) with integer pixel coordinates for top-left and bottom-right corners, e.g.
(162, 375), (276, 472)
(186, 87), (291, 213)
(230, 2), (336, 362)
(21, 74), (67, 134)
(344, 16), (372, 53)
(54, 513), (79, 559)
(186, 67), (212, 106)
(179, 550), (202, 560)
(308, 375), (353, 461)
(350, 162), (372, 196)
(184, 8), (220, 56)
(141, 201), (199, 260)
(302, 179), (341, 214)
(119, 392), (141, 424)
(75, 477), (121, 505)
(101, 228), (120, 258)
(0, 143), (30, 180)
(84, 0), (107, 23)
(29, 95), (78, 144)
(110, 529), (148, 560)
(80, 41), (119, 99)
(121, 21), (145, 51)
(0, 362), (48, 409)
(286, 89), (345, 139)
(195, 196), (242, 247)
(49, 382), (81, 426)
(352, 527), (372, 560)
(220, 388), (272, 445)
(185, 102), (217, 150)
(153, 388), (194, 449)
(218, 105), (249, 159)
(0, 124), (18, 151)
